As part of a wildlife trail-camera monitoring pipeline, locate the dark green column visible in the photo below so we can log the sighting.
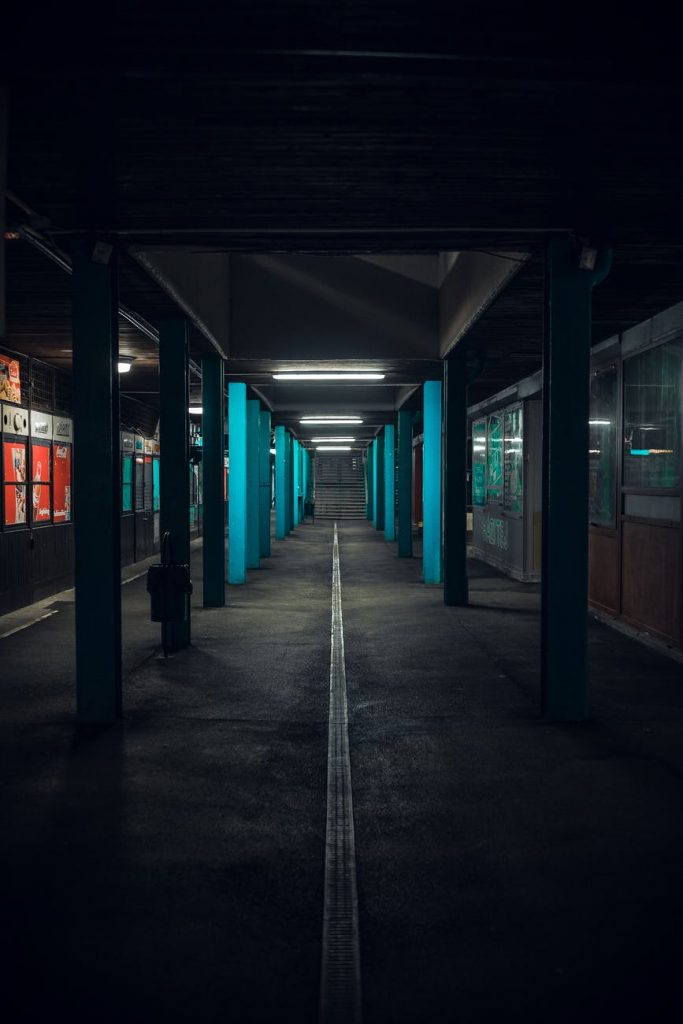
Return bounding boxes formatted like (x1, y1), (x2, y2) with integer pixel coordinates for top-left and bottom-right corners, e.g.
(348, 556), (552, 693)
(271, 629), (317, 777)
(159, 316), (191, 649)
(373, 434), (385, 531)
(397, 410), (413, 557)
(542, 239), (612, 720)
(202, 355), (225, 607)
(247, 399), (260, 569)
(366, 444), (374, 520)
(259, 410), (271, 557)
(444, 349), (468, 605)
(72, 241), (122, 723)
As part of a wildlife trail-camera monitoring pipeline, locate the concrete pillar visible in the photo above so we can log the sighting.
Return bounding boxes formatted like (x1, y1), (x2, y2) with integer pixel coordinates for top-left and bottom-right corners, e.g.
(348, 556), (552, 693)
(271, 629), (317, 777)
(286, 432), (294, 533)
(423, 380), (442, 584)
(542, 239), (612, 719)
(275, 424), (287, 540)
(72, 241), (122, 721)
(384, 424), (396, 542)
(228, 382), (247, 583)
(202, 355), (225, 606)
(397, 410), (413, 557)
(259, 410), (271, 557)
(443, 350), (468, 605)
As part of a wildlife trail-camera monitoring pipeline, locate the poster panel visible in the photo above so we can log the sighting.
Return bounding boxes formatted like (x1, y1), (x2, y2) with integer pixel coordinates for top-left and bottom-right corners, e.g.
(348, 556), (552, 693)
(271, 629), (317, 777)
(31, 441), (52, 523)
(503, 407), (524, 515)
(487, 414), (503, 503)
(0, 355), (22, 404)
(122, 455), (133, 512)
(3, 439), (27, 482)
(53, 443), (72, 522)
(472, 419), (487, 506)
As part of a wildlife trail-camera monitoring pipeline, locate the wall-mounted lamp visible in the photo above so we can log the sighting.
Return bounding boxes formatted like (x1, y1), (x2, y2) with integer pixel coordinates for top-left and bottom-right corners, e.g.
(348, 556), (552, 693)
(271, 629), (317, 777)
(117, 357), (135, 374)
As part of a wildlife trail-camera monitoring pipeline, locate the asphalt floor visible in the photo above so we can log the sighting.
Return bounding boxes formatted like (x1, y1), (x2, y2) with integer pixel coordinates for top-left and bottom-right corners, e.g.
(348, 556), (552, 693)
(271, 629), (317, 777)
(1, 520), (681, 1022)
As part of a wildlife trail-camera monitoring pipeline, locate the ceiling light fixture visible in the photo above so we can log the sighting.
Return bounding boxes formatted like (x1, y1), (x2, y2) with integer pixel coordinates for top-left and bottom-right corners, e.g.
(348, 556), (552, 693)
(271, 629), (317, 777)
(316, 445), (352, 451)
(300, 416), (363, 425)
(117, 357), (134, 374)
(188, 405), (203, 415)
(273, 372), (385, 381)
(310, 437), (356, 442)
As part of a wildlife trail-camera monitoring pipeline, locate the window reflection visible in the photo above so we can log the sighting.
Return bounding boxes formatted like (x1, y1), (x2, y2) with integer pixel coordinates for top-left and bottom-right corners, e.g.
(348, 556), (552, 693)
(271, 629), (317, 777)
(589, 366), (617, 527)
(623, 340), (681, 490)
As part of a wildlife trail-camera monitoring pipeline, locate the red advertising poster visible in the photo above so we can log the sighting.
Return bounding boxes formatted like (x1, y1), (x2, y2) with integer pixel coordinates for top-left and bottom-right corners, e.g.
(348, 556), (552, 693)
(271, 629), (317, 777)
(53, 443), (72, 523)
(0, 355), (21, 404)
(3, 441), (28, 525)
(31, 442), (51, 523)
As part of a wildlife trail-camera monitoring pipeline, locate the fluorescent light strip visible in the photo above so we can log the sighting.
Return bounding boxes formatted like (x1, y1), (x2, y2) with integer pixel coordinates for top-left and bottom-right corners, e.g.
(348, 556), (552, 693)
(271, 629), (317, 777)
(310, 437), (356, 442)
(188, 406), (203, 415)
(316, 445), (352, 451)
(300, 417), (363, 424)
(274, 372), (385, 381)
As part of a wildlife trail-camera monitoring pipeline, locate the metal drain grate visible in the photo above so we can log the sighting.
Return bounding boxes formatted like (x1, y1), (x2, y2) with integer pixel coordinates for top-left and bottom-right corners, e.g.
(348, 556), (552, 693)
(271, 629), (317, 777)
(319, 523), (362, 1024)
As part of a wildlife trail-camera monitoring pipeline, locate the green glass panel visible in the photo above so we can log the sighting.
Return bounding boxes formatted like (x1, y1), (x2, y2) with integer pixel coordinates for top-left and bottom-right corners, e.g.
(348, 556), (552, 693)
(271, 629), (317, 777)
(503, 406), (523, 515)
(472, 419), (487, 506)
(487, 413), (503, 503)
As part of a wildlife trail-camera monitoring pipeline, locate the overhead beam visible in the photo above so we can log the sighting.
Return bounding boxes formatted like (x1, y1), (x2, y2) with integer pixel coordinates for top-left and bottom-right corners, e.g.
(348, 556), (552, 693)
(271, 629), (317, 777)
(439, 251), (528, 358)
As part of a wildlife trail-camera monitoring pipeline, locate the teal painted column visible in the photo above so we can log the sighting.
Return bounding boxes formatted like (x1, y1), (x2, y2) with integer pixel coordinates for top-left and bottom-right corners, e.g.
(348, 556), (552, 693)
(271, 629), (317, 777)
(202, 355), (225, 607)
(293, 438), (300, 526)
(259, 410), (271, 557)
(275, 424), (287, 539)
(365, 445), (374, 520)
(373, 434), (385, 531)
(423, 380), (443, 584)
(384, 424), (396, 542)
(246, 399), (260, 570)
(159, 316), (191, 649)
(443, 350), (468, 605)
(228, 382), (247, 583)
(286, 432), (294, 533)
(72, 241), (122, 722)
(397, 410), (412, 557)
(542, 240), (612, 720)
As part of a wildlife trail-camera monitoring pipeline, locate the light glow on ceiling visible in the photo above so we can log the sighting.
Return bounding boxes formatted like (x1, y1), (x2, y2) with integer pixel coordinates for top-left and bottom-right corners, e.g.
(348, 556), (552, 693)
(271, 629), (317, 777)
(310, 436), (356, 442)
(316, 445), (352, 451)
(188, 406), (203, 415)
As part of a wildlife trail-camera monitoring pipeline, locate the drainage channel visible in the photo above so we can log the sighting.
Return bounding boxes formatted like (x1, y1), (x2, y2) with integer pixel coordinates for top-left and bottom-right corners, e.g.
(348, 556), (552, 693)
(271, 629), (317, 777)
(319, 522), (363, 1024)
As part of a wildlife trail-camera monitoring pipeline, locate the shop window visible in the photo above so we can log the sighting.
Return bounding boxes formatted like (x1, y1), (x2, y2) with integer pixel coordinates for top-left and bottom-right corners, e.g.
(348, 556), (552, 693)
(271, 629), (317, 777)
(589, 365), (618, 526)
(471, 419), (487, 506)
(623, 339), (682, 490)
(503, 406), (523, 515)
(3, 439), (27, 526)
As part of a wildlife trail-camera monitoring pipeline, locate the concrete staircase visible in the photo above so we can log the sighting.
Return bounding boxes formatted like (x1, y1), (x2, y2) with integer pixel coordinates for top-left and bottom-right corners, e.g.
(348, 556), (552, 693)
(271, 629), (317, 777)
(314, 454), (366, 519)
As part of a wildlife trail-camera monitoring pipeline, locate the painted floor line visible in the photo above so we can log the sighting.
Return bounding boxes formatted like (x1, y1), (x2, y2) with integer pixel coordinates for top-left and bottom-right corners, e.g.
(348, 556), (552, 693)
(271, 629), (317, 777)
(0, 609), (58, 640)
(319, 521), (363, 1024)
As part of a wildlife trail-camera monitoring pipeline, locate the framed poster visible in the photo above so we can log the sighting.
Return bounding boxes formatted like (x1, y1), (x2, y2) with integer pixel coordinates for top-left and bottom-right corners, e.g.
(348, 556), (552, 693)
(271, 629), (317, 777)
(144, 455), (153, 511)
(503, 406), (523, 515)
(53, 443), (72, 522)
(0, 355), (21, 404)
(472, 419), (487, 506)
(3, 440), (27, 525)
(487, 413), (503, 503)
(31, 441), (52, 523)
